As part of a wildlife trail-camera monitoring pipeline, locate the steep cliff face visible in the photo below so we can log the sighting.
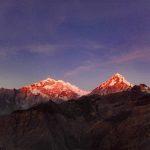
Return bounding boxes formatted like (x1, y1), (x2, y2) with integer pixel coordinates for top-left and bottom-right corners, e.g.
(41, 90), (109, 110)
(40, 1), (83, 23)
(0, 87), (149, 150)
(91, 73), (133, 95)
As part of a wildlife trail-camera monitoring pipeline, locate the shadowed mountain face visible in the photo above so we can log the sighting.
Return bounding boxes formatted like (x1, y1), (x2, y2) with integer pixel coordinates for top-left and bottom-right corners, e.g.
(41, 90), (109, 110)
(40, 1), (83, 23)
(0, 88), (149, 150)
(0, 88), (47, 115)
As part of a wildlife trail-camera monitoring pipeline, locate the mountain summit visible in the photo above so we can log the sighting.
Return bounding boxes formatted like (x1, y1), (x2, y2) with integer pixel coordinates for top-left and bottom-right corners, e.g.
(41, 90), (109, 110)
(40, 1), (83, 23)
(21, 77), (89, 102)
(91, 73), (133, 95)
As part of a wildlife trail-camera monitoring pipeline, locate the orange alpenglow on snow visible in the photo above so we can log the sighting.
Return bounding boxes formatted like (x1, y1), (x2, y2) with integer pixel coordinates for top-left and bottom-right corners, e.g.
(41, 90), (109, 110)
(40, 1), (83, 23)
(91, 73), (133, 95)
(21, 77), (89, 101)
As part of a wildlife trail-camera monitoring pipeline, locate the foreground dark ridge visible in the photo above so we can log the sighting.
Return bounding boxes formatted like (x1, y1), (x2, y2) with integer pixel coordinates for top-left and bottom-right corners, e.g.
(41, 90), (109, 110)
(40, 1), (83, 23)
(0, 86), (150, 150)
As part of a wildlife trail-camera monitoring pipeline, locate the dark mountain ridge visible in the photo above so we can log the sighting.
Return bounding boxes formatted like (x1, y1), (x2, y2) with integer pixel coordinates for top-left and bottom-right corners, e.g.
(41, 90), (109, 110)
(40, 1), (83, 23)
(0, 86), (149, 150)
(0, 83), (149, 116)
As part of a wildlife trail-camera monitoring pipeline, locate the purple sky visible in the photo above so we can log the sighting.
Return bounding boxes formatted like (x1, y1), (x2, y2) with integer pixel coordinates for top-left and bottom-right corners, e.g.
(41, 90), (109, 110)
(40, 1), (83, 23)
(0, 0), (149, 90)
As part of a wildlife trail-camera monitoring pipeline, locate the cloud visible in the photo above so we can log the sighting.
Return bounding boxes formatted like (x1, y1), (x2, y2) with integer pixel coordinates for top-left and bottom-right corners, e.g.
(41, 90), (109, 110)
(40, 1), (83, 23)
(111, 50), (150, 64)
(64, 49), (150, 78)
(25, 44), (62, 54)
(0, 44), (63, 58)
(64, 61), (95, 78)
(0, 40), (106, 58)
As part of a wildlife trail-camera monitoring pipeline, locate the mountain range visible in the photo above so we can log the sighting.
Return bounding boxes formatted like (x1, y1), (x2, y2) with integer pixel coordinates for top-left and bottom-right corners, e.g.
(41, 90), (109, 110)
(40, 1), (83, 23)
(0, 73), (149, 150)
(21, 73), (134, 100)
(0, 84), (149, 150)
(0, 73), (149, 115)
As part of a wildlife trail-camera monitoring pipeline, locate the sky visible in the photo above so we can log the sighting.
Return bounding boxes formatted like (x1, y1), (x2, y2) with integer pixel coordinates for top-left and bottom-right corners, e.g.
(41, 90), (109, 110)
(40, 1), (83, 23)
(0, 0), (149, 90)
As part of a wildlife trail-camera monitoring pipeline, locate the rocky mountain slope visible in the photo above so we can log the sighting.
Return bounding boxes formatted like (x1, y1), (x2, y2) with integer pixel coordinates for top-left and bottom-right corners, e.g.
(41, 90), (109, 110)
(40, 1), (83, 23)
(91, 73), (133, 95)
(0, 88), (46, 115)
(0, 85), (149, 150)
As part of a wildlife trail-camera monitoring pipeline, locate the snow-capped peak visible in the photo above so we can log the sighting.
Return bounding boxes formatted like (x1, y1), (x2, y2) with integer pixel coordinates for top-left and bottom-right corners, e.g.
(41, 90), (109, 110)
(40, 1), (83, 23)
(21, 77), (89, 101)
(108, 73), (133, 87)
(91, 73), (133, 95)
(114, 72), (123, 77)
